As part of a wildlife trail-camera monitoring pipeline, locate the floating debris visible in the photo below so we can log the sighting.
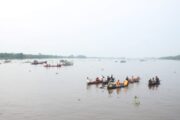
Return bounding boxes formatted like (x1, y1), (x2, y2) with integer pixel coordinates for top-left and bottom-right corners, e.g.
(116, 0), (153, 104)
(133, 96), (140, 105)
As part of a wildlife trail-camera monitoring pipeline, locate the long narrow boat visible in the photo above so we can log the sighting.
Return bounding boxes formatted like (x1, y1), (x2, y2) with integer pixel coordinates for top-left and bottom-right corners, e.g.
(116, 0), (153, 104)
(107, 83), (128, 89)
(148, 80), (160, 86)
(127, 77), (140, 83)
(107, 80), (129, 89)
(87, 80), (103, 85)
(31, 60), (47, 65)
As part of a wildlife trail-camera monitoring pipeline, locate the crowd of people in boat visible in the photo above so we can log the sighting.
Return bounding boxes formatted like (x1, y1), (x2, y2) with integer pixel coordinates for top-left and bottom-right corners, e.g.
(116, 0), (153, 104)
(87, 75), (160, 89)
(87, 75), (140, 89)
(31, 60), (73, 68)
(148, 76), (160, 86)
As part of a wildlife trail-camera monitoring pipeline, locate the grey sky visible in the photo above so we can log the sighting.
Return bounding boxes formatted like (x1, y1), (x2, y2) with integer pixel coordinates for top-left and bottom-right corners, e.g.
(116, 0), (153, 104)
(0, 0), (179, 57)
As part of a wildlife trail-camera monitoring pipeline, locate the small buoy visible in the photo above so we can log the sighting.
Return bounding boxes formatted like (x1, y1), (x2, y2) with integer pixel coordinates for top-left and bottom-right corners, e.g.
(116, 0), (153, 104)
(78, 99), (81, 101)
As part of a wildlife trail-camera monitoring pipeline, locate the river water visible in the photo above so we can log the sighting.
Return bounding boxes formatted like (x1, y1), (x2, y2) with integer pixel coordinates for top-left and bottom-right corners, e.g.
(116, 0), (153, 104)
(0, 59), (180, 120)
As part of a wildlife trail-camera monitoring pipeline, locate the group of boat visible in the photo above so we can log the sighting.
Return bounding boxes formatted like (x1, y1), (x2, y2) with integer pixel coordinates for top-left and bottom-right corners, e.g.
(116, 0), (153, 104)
(31, 60), (74, 68)
(87, 75), (160, 90)
(87, 75), (140, 90)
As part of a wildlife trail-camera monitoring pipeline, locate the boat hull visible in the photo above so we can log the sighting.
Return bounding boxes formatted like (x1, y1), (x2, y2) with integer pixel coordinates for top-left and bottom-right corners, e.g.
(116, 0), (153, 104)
(87, 81), (103, 85)
(107, 84), (128, 89)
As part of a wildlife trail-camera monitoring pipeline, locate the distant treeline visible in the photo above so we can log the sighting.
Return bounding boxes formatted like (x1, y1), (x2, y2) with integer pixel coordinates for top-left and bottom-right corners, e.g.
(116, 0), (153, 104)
(160, 55), (180, 60)
(0, 53), (86, 59)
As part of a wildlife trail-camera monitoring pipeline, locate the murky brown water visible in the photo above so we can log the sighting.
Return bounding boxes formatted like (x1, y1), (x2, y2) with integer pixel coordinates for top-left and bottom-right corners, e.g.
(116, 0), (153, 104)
(0, 59), (180, 120)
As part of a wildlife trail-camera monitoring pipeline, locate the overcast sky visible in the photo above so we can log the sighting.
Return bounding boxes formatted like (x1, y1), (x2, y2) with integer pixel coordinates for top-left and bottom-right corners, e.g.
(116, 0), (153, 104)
(0, 0), (179, 57)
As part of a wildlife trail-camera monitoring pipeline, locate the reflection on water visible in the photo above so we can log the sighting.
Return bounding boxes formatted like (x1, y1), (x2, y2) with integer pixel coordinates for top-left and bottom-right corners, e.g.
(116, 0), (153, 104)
(86, 84), (101, 90)
(116, 88), (121, 94)
(87, 83), (130, 96)
(107, 87), (129, 95)
(86, 80), (138, 95)
(86, 83), (131, 97)
(107, 89), (113, 95)
(148, 84), (160, 90)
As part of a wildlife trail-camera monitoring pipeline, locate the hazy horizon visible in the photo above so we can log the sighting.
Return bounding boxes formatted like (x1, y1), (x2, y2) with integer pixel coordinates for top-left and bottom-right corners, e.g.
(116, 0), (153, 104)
(0, 0), (179, 57)
(0, 52), (169, 59)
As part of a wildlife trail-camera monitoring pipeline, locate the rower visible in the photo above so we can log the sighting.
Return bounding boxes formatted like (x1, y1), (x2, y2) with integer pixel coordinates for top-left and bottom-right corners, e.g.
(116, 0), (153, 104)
(96, 77), (100, 82)
(155, 76), (160, 84)
(149, 78), (152, 85)
(116, 80), (120, 86)
(124, 79), (128, 86)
